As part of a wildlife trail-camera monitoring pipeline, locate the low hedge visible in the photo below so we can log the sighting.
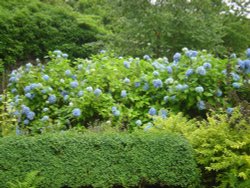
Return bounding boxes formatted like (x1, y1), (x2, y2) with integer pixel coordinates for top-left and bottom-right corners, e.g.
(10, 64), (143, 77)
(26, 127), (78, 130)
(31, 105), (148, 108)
(0, 131), (200, 187)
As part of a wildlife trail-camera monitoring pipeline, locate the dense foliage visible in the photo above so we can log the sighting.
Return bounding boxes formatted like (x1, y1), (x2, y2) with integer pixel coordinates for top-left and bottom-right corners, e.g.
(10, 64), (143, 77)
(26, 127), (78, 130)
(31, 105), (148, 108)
(0, 0), (105, 69)
(151, 109), (250, 187)
(0, 131), (199, 188)
(2, 48), (249, 135)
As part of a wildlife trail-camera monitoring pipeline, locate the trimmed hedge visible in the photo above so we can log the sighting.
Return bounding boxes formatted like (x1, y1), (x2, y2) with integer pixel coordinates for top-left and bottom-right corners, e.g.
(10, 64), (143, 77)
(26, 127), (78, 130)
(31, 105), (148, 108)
(0, 132), (200, 187)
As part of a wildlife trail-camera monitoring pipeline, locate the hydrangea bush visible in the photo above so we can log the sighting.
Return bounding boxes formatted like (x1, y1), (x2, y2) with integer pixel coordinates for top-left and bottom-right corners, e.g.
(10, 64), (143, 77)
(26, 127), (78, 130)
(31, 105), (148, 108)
(3, 48), (250, 134)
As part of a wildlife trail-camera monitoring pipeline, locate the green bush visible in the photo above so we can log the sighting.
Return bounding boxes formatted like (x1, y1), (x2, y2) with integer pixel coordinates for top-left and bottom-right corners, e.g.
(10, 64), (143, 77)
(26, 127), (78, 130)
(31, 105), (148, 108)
(0, 131), (200, 188)
(151, 109), (250, 187)
(0, 0), (105, 68)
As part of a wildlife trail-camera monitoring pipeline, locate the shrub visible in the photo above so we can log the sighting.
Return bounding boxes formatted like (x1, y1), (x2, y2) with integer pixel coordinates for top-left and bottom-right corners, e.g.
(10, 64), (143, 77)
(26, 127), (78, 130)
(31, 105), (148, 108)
(0, 131), (200, 188)
(5, 49), (250, 134)
(151, 109), (250, 187)
(0, 0), (105, 68)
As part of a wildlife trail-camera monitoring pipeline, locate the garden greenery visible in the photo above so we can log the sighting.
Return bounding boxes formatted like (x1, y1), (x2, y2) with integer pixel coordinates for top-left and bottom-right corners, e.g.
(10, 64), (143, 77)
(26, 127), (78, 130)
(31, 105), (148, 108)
(0, 131), (200, 188)
(2, 48), (249, 135)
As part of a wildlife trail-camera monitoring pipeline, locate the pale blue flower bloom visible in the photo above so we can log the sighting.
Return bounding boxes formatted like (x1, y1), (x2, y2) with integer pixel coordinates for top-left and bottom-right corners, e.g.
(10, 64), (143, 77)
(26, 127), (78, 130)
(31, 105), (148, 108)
(78, 90), (84, 97)
(196, 66), (206, 75)
(23, 119), (29, 125)
(72, 108), (81, 117)
(159, 109), (167, 119)
(70, 81), (78, 88)
(86, 86), (93, 92)
(232, 82), (240, 89)
(41, 116), (49, 121)
(124, 61), (130, 68)
(26, 63), (33, 68)
(152, 79), (163, 88)
(135, 120), (142, 126)
(16, 126), (22, 135)
(48, 95), (57, 104)
(63, 95), (69, 101)
(166, 66), (173, 74)
(197, 100), (206, 110)
(71, 75), (77, 80)
(163, 96), (169, 102)
(149, 107), (157, 116)
(94, 88), (102, 96)
(216, 89), (223, 97)
(124, 78), (130, 84)
(170, 95), (176, 101)
(22, 105), (30, 115)
(25, 93), (33, 99)
(43, 75), (49, 81)
(231, 72), (240, 81)
(11, 88), (17, 93)
(143, 83), (149, 91)
(144, 123), (153, 131)
(65, 70), (71, 76)
(27, 111), (35, 120)
(186, 69), (194, 77)
(121, 90), (127, 98)
(24, 86), (31, 93)
(113, 110), (120, 117)
(195, 86), (204, 93)
(62, 53), (68, 58)
(226, 107), (234, 114)
(111, 106), (117, 112)
(78, 64), (83, 70)
(43, 108), (49, 112)
(203, 62), (212, 69)
(165, 77), (174, 84)
(53, 50), (62, 55)
(222, 69), (227, 75)
(134, 82), (141, 88)
(9, 77), (17, 83)
(186, 50), (198, 58)
(246, 48), (250, 58)
(173, 52), (181, 62)
(230, 53), (236, 59)
(143, 55), (151, 60)
(153, 71), (159, 76)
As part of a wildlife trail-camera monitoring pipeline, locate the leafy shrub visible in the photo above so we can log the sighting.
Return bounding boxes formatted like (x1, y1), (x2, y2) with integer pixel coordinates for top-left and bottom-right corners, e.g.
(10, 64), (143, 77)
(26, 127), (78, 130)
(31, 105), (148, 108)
(5, 49), (250, 134)
(0, 0), (105, 68)
(0, 131), (200, 188)
(151, 108), (250, 188)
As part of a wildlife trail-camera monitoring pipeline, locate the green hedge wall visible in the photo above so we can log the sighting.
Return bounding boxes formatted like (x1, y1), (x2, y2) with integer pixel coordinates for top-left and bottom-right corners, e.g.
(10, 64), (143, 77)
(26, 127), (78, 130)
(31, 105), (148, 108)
(0, 132), (200, 188)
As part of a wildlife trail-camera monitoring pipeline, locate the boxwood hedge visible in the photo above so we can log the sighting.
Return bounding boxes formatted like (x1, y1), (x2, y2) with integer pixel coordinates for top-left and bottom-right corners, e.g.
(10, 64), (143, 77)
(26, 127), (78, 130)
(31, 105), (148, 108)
(0, 131), (200, 187)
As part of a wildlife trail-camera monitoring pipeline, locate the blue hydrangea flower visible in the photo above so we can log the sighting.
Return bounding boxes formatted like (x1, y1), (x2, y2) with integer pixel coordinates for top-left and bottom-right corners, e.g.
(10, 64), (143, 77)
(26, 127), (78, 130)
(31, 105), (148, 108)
(42, 75), (49, 81)
(53, 50), (62, 55)
(65, 70), (71, 76)
(86, 86), (93, 92)
(216, 89), (223, 97)
(196, 66), (206, 75)
(94, 88), (102, 96)
(163, 96), (169, 102)
(203, 62), (212, 69)
(226, 107), (234, 114)
(143, 55), (151, 60)
(197, 100), (206, 110)
(173, 52), (181, 62)
(230, 53), (236, 59)
(22, 105), (30, 115)
(13, 110), (20, 116)
(165, 77), (174, 84)
(78, 64), (83, 70)
(143, 83), (149, 91)
(148, 107), (157, 116)
(159, 109), (167, 119)
(153, 71), (159, 76)
(63, 95), (69, 101)
(43, 108), (49, 112)
(166, 66), (173, 74)
(152, 79), (163, 88)
(170, 95), (176, 101)
(186, 50), (198, 58)
(23, 119), (29, 125)
(27, 111), (35, 120)
(232, 82), (240, 89)
(100, 49), (106, 54)
(231, 72), (240, 81)
(11, 88), (17, 93)
(26, 63), (33, 68)
(134, 82), (141, 88)
(124, 61), (130, 68)
(222, 69), (227, 75)
(111, 106), (117, 112)
(78, 90), (84, 97)
(246, 48), (250, 58)
(144, 123), (153, 131)
(24, 86), (31, 93)
(62, 53), (68, 58)
(9, 77), (17, 83)
(70, 81), (79, 88)
(195, 86), (204, 93)
(25, 93), (34, 99)
(72, 108), (81, 117)
(135, 120), (142, 126)
(48, 95), (57, 104)
(123, 78), (130, 84)
(41, 116), (49, 122)
(113, 110), (120, 117)
(185, 69), (194, 77)
(121, 90), (127, 98)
